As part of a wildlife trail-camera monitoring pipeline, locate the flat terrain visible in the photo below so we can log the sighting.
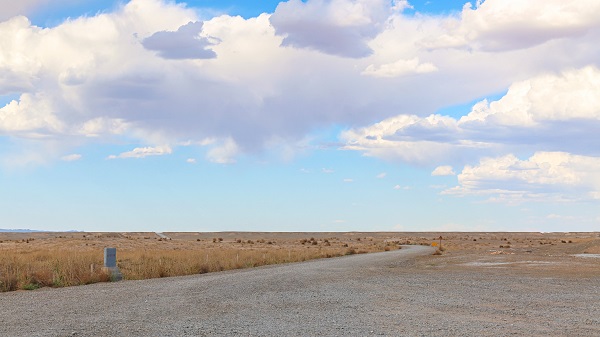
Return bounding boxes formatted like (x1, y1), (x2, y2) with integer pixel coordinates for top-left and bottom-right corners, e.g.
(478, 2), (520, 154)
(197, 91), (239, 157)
(1, 232), (600, 336)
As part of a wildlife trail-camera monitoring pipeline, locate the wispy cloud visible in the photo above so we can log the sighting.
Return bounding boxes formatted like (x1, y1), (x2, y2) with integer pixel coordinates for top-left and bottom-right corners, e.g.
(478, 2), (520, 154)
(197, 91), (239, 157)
(107, 146), (172, 159)
(61, 154), (82, 162)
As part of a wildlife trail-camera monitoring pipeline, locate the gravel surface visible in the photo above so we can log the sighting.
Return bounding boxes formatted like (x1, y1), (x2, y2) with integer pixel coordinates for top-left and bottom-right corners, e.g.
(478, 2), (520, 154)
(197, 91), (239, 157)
(1, 245), (599, 336)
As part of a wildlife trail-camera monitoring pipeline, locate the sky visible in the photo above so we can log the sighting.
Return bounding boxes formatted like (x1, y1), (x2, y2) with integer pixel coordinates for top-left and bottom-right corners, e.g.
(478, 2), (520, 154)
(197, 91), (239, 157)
(0, 0), (599, 232)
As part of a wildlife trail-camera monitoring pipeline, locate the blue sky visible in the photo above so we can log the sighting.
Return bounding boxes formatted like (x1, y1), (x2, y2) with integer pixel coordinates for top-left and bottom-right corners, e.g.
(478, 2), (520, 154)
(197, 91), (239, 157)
(1, 0), (599, 232)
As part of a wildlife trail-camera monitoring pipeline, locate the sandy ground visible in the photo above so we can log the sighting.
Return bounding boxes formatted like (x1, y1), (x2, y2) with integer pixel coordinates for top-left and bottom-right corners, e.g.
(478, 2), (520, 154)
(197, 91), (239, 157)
(1, 232), (600, 336)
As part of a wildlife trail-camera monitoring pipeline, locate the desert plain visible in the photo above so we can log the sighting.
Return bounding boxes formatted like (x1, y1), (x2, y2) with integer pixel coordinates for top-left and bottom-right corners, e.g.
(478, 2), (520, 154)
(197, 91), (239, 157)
(1, 231), (600, 336)
(2, 231), (600, 287)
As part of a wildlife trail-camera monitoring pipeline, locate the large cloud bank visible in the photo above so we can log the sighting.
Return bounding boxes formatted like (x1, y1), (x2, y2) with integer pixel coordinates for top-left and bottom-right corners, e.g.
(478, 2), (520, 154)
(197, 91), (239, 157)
(1, 0), (600, 201)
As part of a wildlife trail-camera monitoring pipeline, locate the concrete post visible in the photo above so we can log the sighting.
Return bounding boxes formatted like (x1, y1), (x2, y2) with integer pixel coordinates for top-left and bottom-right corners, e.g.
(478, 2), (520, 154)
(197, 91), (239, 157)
(103, 247), (122, 281)
(104, 248), (117, 268)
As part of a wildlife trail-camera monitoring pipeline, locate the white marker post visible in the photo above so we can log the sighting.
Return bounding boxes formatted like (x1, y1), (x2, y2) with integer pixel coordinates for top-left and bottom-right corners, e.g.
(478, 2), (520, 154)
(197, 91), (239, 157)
(104, 247), (123, 281)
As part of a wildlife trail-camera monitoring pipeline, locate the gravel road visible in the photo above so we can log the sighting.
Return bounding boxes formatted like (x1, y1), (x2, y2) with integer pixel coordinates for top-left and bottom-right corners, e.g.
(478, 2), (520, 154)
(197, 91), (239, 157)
(1, 245), (599, 336)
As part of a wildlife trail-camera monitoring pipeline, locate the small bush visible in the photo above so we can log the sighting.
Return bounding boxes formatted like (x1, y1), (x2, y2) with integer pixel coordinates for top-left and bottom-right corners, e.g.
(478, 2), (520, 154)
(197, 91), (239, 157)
(23, 283), (40, 291)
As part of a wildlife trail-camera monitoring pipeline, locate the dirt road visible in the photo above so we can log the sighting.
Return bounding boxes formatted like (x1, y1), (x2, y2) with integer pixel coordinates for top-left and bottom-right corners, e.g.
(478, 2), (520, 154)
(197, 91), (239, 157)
(1, 245), (599, 336)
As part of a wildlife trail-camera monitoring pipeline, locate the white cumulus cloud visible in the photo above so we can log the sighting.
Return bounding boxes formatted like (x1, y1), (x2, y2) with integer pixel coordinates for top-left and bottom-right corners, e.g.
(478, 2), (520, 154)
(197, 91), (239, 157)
(421, 0), (600, 51)
(342, 66), (600, 165)
(443, 152), (600, 202)
(432, 166), (455, 176)
(270, 0), (398, 58)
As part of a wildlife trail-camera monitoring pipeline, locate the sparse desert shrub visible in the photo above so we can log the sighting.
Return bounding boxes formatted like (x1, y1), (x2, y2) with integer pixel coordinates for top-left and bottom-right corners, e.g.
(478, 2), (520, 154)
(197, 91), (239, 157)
(22, 283), (40, 290)
(345, 248), (356, 255)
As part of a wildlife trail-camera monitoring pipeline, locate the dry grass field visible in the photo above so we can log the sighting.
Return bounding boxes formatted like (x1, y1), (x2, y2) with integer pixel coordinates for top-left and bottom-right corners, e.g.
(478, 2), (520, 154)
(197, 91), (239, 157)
(0, 231), (400, 292)
(2, 231), (600, 292)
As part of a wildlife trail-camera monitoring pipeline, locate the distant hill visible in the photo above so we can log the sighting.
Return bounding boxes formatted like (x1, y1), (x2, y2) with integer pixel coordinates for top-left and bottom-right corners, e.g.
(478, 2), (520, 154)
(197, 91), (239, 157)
(0, 229), (46, 233)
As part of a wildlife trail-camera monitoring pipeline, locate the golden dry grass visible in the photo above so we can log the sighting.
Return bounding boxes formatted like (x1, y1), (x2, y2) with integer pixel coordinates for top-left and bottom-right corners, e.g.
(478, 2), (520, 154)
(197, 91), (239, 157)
(0, 248), (110, 292)
(0, 232), (401, 292)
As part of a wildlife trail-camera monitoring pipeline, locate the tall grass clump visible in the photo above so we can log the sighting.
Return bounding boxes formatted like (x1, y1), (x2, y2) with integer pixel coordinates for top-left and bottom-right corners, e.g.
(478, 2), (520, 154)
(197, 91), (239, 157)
(0, 249), (110, 292)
